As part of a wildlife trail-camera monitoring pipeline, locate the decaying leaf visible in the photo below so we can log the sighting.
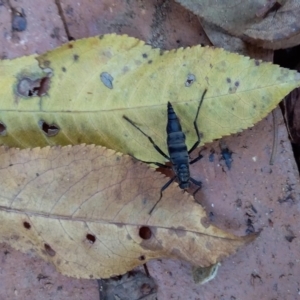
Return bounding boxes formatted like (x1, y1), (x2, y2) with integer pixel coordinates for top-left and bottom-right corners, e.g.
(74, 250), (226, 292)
(176, 0), (300, 50)
(0, 34), (299, 164)
(0, 144), (255, 279)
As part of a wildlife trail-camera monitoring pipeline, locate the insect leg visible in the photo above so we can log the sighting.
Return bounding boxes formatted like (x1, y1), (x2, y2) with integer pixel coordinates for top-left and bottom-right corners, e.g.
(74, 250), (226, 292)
(149, 176), (176, 214)
(190, 177), (202, 197)
(188, 89), (207, 154)
(123, 115), (170, 160)
(140, 161), (172, 169)
(189, 152), (203, 165)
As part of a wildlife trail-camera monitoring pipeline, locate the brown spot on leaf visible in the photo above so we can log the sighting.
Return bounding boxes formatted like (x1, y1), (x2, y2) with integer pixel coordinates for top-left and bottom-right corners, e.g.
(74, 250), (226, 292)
(23, 221), (31, 229)
(86, 234), (96, 244)
(139, 226), (152, 240)
(44, 244), (56, 257)
(201, 217), (211, 228)
(138, 255), (146, 261)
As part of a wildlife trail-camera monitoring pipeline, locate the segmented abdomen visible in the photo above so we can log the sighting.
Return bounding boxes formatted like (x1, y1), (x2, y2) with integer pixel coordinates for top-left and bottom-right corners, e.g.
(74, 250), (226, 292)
(166, 102), (189, 164)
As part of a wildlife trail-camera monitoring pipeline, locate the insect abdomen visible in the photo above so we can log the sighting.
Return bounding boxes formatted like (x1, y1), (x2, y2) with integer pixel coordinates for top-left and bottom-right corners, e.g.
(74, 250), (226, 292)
(167, 102), (189, 162)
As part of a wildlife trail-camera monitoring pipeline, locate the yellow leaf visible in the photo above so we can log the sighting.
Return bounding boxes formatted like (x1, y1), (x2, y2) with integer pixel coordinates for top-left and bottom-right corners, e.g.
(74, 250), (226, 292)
(0, 34), (299, 164)
(0, 145), (255, 278)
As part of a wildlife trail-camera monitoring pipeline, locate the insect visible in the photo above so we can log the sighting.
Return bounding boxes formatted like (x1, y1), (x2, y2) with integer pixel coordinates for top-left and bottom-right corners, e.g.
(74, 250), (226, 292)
(123, 89), (207, 214)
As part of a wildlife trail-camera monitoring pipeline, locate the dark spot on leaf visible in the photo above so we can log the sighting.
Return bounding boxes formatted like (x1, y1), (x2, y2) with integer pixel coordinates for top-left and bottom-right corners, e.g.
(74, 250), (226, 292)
(12, 9), (27, 32)
(38, 120), (60, 137)
(86, 234), (96, 244)
(139, 226), (152, 240)
(17, 77), (50, 97)
(99, 35), (104, 39)
(142, 53), (148, 58)
(185, 74), (196, 87)
(23, 221), (31, 229)
(235, 81), (240, 87)
(226, 78), (231, 83)
(139, 255), (146, 261)
(43, 60), (51, 68)
(100, 72), (114, 89)
(159, 49), (164, 56)
(0, 122), (7, 136)
(62, 67), (66, 72)
(44, 244), (56, 257)
(255, 60), (260, 66)
(200, 217), (210, 228)
(73, 54), (79, 61)
(68, 44), (73, 49)
(148, 60), (152, 64)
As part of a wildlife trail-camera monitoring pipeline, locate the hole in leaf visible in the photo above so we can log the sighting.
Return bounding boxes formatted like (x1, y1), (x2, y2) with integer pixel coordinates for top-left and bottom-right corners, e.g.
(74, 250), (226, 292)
(44, 243), (56, 257)
(38, 120), (60, 137)
(185, 74), (196, 87)
(17, 77), (50, 97)
(139, 226), (152, 240)
(23, 221), (31, 229)
(86, 234), (96, 244)
(139, 255), (146, 261)
(0, 122), (7, 136)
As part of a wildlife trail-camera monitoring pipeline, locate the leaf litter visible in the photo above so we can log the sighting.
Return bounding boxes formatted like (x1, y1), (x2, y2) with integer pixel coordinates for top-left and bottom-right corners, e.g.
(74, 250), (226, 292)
(0, 144), (256, 278)
(0, 34), (299, 165)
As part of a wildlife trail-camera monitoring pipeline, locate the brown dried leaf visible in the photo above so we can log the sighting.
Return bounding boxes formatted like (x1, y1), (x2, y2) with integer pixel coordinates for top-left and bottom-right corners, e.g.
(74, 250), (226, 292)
(0, 145), (255, 279)
(283, 87), (300, 144)
(177, 0), (300, 50)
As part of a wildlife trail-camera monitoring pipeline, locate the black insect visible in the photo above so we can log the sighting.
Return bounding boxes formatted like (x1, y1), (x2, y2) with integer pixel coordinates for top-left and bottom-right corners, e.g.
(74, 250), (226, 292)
(123, 89), (207, 214)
